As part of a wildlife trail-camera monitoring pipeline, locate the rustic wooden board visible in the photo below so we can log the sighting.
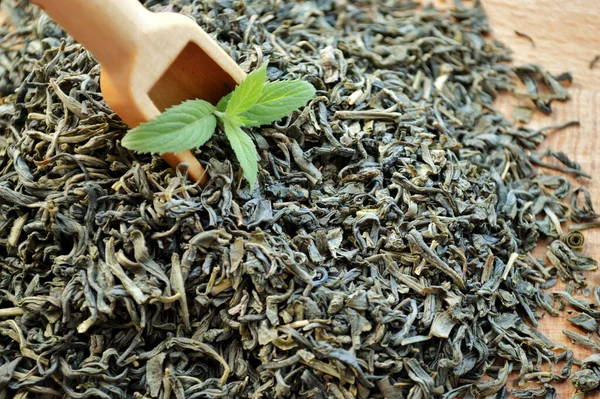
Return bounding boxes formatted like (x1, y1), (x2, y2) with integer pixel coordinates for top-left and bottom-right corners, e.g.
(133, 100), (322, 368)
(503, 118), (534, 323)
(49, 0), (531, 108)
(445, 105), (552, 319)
(451, 0), (600, 397)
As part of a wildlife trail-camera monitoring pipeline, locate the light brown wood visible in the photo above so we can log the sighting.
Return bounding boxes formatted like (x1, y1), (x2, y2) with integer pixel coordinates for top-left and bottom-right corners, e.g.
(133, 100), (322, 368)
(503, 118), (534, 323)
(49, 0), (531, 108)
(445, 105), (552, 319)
(482, 0), (600, 92)
(431, 0), (600, 397)
(30, 0), (247, 185)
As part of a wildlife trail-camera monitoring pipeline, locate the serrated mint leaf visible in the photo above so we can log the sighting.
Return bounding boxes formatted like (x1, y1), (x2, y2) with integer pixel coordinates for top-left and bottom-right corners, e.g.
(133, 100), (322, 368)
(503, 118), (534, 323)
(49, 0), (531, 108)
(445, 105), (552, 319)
(217, 92), (232, 112)
(225, 63), (267, 117)
(241, 79), (316, 127)
(122, 100), (216, 155)
(237, 115), (259, 126)
(223, 117), (259, 190)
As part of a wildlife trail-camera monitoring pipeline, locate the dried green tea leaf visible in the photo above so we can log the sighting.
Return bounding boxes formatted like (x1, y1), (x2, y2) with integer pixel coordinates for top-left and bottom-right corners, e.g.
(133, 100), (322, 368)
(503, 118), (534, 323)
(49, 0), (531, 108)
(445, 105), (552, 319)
(513, 105), (534, 123)
(567, 313), (597, 332)
(571, 369), (600, 392)
(429, 311), (457, 338)
(145, 353), (166, 397)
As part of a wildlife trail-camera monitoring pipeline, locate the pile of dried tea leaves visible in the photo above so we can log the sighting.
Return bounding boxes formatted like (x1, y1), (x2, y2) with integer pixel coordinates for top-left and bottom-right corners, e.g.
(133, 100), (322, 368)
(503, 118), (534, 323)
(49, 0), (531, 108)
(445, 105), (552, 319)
(1, 0), (600, 398)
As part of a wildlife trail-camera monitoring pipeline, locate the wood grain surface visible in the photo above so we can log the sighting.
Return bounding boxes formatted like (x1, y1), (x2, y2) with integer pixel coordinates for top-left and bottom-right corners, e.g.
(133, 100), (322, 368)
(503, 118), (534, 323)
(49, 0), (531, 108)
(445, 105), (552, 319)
(459, 0), (600, 397)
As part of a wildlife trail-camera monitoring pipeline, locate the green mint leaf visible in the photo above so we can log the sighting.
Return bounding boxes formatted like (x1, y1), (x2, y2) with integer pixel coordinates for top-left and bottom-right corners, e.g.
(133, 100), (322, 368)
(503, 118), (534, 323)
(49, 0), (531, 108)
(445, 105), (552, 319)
(241, 79), (316, 127)
(223, 117), (259, 190)
(225, 63), (267, 117)
(122, 100), (216, 155)
(216, 92), (232, 112)
(237, 115), (259, 126)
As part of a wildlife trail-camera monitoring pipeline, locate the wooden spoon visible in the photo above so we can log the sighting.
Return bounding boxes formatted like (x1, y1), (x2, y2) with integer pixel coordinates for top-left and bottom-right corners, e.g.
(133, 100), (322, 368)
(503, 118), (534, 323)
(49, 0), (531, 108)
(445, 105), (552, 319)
(30, 0), (246, 186)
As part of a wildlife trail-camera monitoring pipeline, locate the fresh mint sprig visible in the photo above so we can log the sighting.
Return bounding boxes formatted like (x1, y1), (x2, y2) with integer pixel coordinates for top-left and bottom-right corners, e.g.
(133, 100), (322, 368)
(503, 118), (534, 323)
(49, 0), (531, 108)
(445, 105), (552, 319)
(121, 62), (316, 190)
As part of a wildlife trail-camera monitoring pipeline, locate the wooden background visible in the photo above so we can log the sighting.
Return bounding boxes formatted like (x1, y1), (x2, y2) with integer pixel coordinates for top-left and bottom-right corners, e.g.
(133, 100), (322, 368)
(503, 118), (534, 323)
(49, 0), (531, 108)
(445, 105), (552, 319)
(3, 0), (600, 397)
(432, 0), (600, 397)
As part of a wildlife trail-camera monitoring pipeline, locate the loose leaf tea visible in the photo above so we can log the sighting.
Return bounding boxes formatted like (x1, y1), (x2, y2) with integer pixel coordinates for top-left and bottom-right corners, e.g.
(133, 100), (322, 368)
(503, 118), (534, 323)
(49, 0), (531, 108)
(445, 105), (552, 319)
(0, 0), (599, 398)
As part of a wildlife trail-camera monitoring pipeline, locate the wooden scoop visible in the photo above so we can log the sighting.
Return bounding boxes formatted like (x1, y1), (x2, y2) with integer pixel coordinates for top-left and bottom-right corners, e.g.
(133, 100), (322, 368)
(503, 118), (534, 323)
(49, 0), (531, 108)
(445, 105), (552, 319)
(30, 0), (246, 186)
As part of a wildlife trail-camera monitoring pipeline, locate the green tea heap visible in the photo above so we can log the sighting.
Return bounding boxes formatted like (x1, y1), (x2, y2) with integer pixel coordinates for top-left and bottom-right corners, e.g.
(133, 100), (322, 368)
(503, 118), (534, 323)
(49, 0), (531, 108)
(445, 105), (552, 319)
(0, 1), (598, 398)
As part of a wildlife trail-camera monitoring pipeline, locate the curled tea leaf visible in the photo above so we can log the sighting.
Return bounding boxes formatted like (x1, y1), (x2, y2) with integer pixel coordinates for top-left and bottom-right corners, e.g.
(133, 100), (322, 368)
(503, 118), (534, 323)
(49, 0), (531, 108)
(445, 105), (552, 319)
(564, 230), (585, 251)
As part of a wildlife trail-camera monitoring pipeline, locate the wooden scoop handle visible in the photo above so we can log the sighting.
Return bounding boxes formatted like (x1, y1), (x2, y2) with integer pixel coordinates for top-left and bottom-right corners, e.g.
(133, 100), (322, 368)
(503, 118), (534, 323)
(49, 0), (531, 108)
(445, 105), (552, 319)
(31, 0), (211, 186)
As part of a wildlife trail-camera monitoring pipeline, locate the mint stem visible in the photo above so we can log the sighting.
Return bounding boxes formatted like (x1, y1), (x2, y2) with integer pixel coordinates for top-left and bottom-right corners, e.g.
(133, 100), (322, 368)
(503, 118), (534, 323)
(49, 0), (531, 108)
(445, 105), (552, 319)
(214, 110), (227, 119)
